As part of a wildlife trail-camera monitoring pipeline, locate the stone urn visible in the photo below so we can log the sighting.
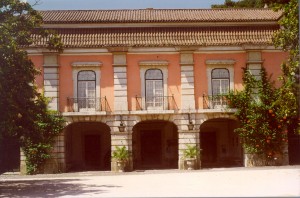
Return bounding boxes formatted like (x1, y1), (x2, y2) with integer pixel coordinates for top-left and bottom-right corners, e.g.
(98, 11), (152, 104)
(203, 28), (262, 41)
(116, 160), (126, 172)
(185, 158), (196, 170)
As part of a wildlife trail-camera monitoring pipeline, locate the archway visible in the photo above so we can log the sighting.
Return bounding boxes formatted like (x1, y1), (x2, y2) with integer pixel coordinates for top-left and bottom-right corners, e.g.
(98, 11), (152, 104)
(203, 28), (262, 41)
(0, 136), (20, 173)
(132, 120), (178, 170)
(288, 131), (300, 165)
(64, 122), (111, 172)
(200, 118), (243, 168)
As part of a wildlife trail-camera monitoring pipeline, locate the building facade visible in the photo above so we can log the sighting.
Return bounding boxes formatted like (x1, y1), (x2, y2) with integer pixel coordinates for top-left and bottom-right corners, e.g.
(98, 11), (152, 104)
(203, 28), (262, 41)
(21, 8), (290, 173)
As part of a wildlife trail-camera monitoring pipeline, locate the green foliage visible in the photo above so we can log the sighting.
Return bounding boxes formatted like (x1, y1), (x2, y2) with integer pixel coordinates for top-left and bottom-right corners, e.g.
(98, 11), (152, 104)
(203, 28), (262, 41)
(211, 0), (291, 8)
(212, 0), (264, 8)
(112, 146), (130, 161)
(0, 0), (64, 174)
(183, 144), (199, 159)
(227, 67), (292, 157)
(272, 0), (299, 135)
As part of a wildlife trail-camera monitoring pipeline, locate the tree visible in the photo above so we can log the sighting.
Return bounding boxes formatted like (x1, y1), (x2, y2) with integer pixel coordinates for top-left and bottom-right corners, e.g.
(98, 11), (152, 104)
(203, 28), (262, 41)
(227, 67), (289, 164)
(0, 0), (64, 174)
(272, 0), (299, 136)
(211, 0), (290, 8)
(211, 0), (264, 8)
(220, 0), (299, 163)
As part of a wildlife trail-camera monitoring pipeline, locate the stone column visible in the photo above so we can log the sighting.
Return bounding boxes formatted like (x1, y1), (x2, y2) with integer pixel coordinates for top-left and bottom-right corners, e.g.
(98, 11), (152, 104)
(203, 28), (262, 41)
(20, 150), (26, 174)
(281, 143), (289, 165)
(180, 52), (195, 110)
(113, 53), (128, 111)
(111, 132), (133, 172)
(178, 130), (200, 170)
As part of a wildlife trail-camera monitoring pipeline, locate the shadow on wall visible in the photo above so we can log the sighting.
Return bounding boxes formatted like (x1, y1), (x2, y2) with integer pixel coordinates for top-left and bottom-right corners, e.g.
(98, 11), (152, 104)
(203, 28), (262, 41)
(0, 179), (122, 197)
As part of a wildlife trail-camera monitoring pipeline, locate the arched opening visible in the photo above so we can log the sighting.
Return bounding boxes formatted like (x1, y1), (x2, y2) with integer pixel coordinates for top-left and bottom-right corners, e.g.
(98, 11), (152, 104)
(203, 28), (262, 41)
(0, 136), (20, 173)
(132, 120), (178, 170)
(200, 118), (243, 168)
(288, 131), (300, 165)
(64, 122), (111, 172)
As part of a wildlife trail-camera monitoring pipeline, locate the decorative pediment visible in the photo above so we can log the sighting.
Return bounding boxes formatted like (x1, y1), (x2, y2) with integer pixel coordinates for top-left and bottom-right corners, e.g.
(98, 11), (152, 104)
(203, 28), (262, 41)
(139, 61), (169, 67)
(205, 60), (236, 65)
(72, 62), (102, 67)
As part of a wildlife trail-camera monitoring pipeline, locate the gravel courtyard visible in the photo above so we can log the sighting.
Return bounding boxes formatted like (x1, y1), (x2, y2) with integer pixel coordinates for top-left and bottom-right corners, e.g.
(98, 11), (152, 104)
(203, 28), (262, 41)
(0, 166), (299, 197)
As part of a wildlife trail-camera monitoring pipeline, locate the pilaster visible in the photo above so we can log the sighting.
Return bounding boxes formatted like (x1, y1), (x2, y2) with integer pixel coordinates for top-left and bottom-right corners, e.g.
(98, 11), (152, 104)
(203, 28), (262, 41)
(111, 132), (133, 172)
(43, 53), (59, 111)
(178, 130), (200, 170)
(180, 52), (195, 110)
(113, 53), (128, 111)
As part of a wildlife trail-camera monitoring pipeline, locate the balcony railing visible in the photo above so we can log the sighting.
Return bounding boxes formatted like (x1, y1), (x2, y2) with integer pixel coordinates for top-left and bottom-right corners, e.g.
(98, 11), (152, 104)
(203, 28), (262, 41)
(67, 97), (111, 112)
(135, 95), (178, 111)
(203, 94), (229, 109)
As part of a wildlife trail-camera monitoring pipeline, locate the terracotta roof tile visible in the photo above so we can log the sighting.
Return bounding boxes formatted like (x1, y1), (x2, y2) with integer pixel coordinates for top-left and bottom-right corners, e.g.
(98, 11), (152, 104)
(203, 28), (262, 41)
(39, 9), (282, 24)
(31, 26), (279, 48)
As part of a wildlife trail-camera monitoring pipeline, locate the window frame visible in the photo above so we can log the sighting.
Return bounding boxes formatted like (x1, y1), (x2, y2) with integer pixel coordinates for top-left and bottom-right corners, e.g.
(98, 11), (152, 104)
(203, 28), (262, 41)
(77, 70), (96, 99)
(144, 69), (164, 109)
(139, 61), (169, 110)
(71, 62), (102, 111)
(211, 68), (230, 96)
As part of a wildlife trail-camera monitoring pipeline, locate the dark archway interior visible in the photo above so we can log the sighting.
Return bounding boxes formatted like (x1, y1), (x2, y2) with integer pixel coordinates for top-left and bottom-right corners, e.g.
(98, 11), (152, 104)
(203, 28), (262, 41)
(65, 122), (111, 172)
(288, 131), (300, 165)
(132, 120), (178, 170)
(0, 137), (20, 173)
(200, 118), (243, 168)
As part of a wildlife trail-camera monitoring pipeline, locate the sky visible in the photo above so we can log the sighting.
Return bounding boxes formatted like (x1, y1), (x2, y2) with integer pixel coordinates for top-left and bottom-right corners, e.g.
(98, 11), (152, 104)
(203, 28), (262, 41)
(27, 0), (226, 10)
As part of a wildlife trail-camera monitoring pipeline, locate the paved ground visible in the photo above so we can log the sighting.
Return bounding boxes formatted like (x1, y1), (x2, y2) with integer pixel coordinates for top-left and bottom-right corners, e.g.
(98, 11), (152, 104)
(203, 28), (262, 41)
(0, 166), (299, 197)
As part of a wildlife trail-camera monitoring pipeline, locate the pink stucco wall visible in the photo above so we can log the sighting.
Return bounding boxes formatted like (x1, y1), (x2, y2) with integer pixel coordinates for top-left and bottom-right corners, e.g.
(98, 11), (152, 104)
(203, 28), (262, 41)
(262, 51), (288, 87)
(29, 55), (44, 92)
(29, 50), (288, 112)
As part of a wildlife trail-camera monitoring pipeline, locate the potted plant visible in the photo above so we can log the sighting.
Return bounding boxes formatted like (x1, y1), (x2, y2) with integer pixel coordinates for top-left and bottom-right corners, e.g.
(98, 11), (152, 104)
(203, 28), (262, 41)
(183, 144), (199, 170)
(112, 146), (130, 172)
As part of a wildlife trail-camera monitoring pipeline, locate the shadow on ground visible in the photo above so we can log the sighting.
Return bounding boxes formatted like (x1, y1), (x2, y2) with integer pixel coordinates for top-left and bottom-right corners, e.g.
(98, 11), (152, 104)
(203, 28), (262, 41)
(0, 179), (121, 197)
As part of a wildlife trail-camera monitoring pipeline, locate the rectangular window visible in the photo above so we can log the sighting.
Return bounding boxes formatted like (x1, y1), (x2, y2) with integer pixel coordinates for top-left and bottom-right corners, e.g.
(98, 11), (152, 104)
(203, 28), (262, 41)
(77, 71), (96, 111)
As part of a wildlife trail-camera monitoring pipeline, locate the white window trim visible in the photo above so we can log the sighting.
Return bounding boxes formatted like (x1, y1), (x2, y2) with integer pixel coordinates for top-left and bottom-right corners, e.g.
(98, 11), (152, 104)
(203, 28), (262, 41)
(139, 61), (169, 109)
(72, 62), (102, 100)
(206, 60), (235, 95)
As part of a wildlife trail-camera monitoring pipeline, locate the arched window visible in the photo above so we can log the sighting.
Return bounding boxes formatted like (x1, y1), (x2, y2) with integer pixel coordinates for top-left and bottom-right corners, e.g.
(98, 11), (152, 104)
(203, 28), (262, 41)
(145, 69), (163, 109)
(77, 70), (96, 110)
(211, 68), (230, 96)
(211, 68), (230, 107)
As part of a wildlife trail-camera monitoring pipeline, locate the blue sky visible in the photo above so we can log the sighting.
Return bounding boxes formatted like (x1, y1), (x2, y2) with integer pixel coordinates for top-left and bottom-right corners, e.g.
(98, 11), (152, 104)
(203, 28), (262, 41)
(27, 0), (226, 10)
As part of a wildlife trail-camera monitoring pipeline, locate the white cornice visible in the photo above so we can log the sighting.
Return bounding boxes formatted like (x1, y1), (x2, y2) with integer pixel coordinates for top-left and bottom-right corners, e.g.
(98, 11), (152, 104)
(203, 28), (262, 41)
(42, 21), (278, 29)
(128, 47), (178, 53)
(195, 45), (279, 53)
(63, 48), (109, 53)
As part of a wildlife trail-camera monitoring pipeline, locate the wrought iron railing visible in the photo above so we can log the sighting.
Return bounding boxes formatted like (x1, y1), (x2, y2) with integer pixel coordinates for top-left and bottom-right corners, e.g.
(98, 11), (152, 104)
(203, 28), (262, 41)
(203, 94), (229, 109)
(67, 97), (111, 112)
(135, 95), (178, 111)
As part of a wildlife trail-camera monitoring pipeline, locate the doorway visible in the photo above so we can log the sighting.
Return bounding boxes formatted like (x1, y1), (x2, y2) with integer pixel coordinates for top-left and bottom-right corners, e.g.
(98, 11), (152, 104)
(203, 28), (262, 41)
(132, 121), (178, 170)
(84, 135), (101, 170)
(65, 122), (111, 172)
(0, 137), (20, 173)
(200, 118), (243, 168)
(141, 130), (162, 168)
(201, 132), (217, 166)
